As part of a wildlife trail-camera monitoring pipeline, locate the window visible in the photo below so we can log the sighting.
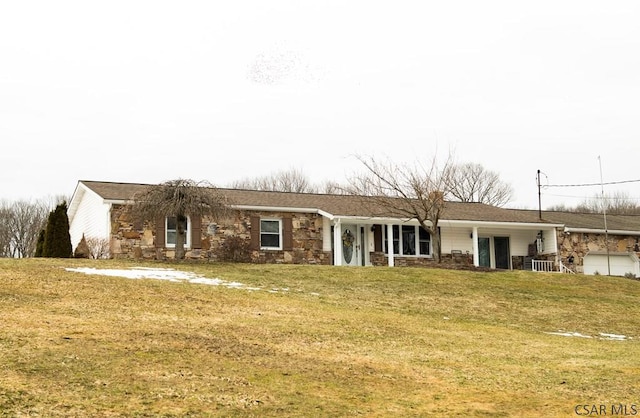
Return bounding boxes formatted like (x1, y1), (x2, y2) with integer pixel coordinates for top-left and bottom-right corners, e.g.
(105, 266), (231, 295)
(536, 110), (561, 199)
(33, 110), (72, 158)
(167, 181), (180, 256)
(166, 216), (190, 248)
(402, 225), (416, 255)
(383, 225), (431, 256)
(419, 227), (430, 255)
(260, 219), (282, 249)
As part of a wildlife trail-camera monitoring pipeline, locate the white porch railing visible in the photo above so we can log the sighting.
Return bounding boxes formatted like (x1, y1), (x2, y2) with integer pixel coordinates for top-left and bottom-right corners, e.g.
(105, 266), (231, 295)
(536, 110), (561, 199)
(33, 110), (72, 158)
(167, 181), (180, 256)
(559, 261), (576, 274)
(531, 259), (576, 274)
(531, 260), (554, 272)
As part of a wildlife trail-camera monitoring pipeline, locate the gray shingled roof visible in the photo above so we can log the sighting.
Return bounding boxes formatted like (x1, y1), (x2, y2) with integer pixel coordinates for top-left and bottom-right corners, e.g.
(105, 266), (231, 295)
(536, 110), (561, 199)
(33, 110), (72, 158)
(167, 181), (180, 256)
(540, 211), (640, 232)
(79, 180), (636, 228)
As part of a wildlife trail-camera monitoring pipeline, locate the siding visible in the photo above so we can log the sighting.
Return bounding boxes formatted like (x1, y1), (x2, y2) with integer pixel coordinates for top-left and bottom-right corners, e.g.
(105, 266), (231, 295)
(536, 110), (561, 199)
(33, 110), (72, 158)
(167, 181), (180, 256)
(440, 226), (474, 254)
(68, 187), (111, 251)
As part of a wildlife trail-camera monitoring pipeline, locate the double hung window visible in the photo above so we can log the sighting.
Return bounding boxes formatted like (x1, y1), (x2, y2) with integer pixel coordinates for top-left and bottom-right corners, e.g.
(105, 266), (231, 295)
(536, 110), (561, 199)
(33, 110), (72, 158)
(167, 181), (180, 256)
(260, 219), (282, 249)
(166, 216), (190, 248)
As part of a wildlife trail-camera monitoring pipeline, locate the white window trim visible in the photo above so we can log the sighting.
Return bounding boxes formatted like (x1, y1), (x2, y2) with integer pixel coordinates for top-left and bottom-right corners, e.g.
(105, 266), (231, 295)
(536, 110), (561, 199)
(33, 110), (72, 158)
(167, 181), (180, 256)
(384, 224), (432, 257)
(260, 218), (283, 250)
(166, 216), (191, 249)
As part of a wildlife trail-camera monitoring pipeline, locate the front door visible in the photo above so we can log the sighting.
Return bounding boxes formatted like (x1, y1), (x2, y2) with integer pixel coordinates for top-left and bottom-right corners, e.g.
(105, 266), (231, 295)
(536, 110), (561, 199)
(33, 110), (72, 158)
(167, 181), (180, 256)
(341, 224), (359, 266)
(494, 237), (511, 269)
(478, 237), (491, 267)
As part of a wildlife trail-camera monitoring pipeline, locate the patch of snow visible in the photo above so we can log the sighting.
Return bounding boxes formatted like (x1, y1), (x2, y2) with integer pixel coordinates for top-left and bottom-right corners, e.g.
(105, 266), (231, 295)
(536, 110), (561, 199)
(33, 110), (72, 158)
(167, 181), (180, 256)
(545, 330), (631, 341)
(599, 333), (629, 341)
(65, 267), (246, 289)
(65, 267), (319, 296)
(545, 331), (593, 339)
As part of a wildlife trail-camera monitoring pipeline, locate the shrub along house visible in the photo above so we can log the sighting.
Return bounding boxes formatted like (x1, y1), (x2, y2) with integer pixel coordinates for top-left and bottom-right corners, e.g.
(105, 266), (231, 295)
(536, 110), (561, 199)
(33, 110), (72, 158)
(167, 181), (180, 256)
(67, 180), (640, 274)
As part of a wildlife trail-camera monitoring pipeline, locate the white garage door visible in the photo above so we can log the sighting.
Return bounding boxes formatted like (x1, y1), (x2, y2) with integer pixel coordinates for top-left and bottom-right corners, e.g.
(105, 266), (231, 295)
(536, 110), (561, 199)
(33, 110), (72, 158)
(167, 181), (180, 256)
(583, 252), (640, 277)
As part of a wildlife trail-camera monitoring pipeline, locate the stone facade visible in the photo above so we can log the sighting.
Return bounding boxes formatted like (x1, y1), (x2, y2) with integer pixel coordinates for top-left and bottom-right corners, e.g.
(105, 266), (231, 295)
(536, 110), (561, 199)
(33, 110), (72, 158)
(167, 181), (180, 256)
(109, 205), (331, 264)
(369, 251), (475, 269)
(108, 205), (640, 271)
(556, 228), (640, 274)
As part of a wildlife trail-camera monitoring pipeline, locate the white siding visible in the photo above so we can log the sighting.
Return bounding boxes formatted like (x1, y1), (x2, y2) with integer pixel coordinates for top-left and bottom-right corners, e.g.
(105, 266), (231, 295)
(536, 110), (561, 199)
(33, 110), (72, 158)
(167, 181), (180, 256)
(441, 226), (540, 257)
(440, 226), (474, 254)
(68, 188), (111, 252)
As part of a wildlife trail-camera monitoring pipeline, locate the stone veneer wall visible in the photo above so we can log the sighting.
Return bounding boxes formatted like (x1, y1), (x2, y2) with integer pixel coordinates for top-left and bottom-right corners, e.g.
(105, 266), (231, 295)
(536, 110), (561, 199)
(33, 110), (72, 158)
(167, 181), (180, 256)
(556, 228), (640, 274)
(369, 251), (475, 268)
(109, 205), (331, 264)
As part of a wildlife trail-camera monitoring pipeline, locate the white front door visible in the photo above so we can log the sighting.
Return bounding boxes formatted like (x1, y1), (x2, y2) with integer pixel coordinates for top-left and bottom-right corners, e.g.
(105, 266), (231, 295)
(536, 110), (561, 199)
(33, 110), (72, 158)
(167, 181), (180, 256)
(341, 224), (360, 266)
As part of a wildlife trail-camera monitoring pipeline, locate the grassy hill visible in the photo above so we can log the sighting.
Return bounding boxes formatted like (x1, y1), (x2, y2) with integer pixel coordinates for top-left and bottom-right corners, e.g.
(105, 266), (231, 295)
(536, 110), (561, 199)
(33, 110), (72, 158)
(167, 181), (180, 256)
(1, 258), (639, 417)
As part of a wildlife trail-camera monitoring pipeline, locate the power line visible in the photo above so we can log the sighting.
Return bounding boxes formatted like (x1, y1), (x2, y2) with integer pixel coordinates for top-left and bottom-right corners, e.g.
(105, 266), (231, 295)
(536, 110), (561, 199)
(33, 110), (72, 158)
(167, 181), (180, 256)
(543, 192), (640, 201)
(544, 178), (640, 188)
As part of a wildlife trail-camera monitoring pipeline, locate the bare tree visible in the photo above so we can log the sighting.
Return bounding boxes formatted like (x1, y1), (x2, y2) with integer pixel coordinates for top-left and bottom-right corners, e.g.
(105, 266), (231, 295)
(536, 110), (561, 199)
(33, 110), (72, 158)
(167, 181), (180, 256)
(347, 155), (455, 263)
(231, 168), (318, 193)
(445, 162), (513, 207)
(8, 200), (49, 258)
(129, 179), (230, 260)
(547, 191), (640, 214)
(0, 201), (12, 257)
(0, 200), (49, 258)
(318, 180), (349, 195)
(85, 236), (111, 259)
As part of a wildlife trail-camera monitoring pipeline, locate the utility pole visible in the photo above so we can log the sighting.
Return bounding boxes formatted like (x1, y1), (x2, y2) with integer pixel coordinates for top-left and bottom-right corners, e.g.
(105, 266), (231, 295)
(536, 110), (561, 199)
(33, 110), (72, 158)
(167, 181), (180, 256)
(598, 156), (611, 276)
(537, 169), (542, 220)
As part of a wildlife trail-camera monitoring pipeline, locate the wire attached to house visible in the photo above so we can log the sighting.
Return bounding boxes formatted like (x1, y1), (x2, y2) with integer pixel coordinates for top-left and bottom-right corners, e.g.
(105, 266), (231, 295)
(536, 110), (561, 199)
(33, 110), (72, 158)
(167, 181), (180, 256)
(544, 179), (640, 188)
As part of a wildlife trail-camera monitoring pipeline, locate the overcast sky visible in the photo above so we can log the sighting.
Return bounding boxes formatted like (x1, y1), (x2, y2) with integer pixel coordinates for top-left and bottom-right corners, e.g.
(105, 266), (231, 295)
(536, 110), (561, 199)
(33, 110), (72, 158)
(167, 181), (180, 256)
(1, 1), (639, 209)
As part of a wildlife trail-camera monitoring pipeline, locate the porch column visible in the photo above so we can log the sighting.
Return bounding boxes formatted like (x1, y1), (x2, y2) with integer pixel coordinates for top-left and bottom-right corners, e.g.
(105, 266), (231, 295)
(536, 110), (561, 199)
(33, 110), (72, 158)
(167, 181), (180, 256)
(333, 219), (342, 266)
(472, 226), (479, 267)
(551, 227), (560, 270)
(387, 223), (395, 267)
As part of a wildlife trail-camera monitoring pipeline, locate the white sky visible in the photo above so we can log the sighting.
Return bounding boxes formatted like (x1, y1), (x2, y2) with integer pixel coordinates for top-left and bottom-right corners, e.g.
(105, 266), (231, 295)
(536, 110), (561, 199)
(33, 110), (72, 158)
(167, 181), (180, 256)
(2, 1), (639, 209)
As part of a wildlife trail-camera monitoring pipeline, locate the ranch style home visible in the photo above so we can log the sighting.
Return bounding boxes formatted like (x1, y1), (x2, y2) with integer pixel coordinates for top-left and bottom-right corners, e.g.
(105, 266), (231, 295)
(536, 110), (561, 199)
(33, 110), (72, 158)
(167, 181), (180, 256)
(68, 180), (640, 276)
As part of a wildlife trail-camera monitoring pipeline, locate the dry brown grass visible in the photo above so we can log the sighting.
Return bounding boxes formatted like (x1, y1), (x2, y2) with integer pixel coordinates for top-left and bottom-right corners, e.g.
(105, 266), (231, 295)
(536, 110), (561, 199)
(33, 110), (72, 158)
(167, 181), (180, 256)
(1, 258), (640, 417)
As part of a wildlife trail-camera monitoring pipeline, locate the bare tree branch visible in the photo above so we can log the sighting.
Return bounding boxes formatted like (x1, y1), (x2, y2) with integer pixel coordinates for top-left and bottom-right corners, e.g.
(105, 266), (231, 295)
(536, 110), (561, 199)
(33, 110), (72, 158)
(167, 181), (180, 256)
(129, 179), (231, 259)
(445, 162), (513, 207)
(547, 190), (640, 214)
(347, 154), (455, 262)
(230, 168), (318, 193)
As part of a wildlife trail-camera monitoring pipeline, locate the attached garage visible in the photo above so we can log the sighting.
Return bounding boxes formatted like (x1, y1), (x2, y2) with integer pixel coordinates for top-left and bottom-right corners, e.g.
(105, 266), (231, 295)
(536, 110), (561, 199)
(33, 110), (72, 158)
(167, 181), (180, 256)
(583, 251), (640, 277)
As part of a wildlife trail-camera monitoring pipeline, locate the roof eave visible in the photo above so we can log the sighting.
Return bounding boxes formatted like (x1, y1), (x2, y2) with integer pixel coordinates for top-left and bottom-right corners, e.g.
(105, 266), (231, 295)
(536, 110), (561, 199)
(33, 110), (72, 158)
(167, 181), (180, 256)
(565, 227), (640, 236)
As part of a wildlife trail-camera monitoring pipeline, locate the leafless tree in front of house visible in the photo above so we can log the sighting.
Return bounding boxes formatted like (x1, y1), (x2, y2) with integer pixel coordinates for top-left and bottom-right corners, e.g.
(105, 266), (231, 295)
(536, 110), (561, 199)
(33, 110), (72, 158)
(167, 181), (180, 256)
(347, 154), (455, 263)
(129, 179), (231, 260)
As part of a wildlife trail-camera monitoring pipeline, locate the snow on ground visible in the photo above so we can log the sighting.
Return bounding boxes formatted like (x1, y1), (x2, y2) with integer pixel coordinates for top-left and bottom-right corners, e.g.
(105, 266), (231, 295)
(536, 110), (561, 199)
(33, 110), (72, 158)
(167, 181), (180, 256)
(64, 267), (289, 293)
(545, 330), (632, 341)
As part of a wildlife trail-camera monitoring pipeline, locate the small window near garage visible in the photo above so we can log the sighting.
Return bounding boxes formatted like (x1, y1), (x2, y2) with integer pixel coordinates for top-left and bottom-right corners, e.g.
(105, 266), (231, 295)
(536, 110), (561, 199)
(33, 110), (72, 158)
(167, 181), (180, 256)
(260, 219), (282, 249)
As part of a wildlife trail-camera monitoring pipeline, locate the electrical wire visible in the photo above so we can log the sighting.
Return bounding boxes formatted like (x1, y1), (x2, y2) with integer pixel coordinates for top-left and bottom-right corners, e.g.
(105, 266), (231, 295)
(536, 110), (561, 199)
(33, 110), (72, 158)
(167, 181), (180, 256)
(544, 179), (640, 188)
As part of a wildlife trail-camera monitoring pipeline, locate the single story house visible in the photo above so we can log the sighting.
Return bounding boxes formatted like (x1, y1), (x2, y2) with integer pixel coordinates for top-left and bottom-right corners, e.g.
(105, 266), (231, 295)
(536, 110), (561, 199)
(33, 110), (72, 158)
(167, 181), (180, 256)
(67, 180), (640, 275)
